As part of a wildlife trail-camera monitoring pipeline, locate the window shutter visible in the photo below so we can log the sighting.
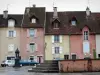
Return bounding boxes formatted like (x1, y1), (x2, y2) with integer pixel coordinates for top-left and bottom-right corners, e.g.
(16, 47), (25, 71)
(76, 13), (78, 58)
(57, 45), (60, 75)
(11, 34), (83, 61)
(6, 30), (9, 37)
(35, 29), (37, 37)
(26, 44), (29, 51)
(60, 46), (62, 54)
(60, 35), (62, 43)
(52, 47), (55, 54)
(14, 31), (16, 37)
(27, 29), (29, 37)
(52, 35), (54, 43)
(35, 44), (38, 51)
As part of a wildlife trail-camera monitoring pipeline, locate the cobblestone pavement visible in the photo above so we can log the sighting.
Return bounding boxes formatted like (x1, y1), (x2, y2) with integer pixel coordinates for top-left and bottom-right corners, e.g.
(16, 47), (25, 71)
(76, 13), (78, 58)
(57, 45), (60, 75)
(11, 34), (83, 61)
(0, 66), (100, 75)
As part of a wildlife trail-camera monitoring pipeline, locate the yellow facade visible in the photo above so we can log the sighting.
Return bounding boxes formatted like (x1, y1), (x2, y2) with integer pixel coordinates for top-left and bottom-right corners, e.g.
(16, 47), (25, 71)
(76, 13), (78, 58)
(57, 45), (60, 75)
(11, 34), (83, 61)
(45, 35), (70, 60)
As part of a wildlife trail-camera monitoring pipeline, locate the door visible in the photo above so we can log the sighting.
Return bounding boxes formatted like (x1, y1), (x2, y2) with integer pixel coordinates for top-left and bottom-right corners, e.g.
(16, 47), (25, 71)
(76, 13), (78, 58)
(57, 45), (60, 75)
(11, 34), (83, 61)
(64, 55), (69, 60)
(37, 56), (42, 63)
(72, 54), (76, 60)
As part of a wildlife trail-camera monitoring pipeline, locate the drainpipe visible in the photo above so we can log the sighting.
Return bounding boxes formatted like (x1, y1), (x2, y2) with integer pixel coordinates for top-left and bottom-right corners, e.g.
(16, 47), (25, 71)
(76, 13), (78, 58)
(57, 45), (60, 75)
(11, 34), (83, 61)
(69, 34), (71, 59)
(43, 7), (46, 62)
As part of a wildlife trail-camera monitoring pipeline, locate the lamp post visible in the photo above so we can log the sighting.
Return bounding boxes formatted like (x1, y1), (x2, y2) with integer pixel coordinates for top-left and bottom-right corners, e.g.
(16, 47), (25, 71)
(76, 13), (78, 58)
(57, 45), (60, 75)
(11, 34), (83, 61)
(13, 48), (21, 67)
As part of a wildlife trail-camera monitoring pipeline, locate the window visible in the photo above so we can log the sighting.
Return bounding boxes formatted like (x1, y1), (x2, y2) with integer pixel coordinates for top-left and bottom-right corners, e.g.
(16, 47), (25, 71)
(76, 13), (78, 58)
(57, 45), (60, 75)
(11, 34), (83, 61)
(55, 47), (60, 54)
(8, 19), (15, 27)
(8, 44), (14, 52)
(84, 31), (89, 40)
(30, 43), (35, 52)
(7, 56), (15, 60)
(31, 18), (36, 23)
(7, 30), (16, 37)
(64, 55), (69, 60)
(54, 35), (59, 42)
(98, 54), (100, 58)
(72, 54), (76, 60)
(30, 56), (34, 61)
(29, 29), (35, 37)
(9, 31), (14, 37)
(53, 23), (59, 29)
(71, 20), (76, 26)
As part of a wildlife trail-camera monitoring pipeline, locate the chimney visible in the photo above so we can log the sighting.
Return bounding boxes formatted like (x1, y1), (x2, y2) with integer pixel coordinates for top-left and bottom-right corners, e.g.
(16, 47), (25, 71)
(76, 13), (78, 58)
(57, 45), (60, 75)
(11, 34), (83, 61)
(86, 7), (90, 16)
(33, 4), (36, 8)
(3, 10), (8, 19)
(53, 7), (58, 18)
(26, 8), (30, 14)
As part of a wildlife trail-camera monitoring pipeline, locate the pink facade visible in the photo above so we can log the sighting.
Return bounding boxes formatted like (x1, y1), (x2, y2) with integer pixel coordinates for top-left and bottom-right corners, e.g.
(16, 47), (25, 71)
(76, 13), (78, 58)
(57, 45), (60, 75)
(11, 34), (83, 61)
(20, 28), (44, 63)
(70, 26), (96, 59)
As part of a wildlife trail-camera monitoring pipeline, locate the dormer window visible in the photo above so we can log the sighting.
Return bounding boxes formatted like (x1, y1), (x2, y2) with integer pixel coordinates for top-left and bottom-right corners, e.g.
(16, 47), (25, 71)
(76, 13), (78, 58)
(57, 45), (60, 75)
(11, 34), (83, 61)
(53, 23), (59, 29)
(84, 31), (89, 40)
(71, 20), (76, 26)
(8, 19), (15, 27)
(31, 18), (36, 23)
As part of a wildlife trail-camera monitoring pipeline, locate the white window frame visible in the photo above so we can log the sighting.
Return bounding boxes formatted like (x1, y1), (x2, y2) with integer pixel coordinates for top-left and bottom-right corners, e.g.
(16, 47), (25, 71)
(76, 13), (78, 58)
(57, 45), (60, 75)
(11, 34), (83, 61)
(29, 29), (35, 37)
(31, 18), (36, 23)
(8, 44), (14, 52)
(7, 30), (16, 38)
(29, 43), (35, 52)
(8, 19), (15, 27)
(8, 30), (14, 37)
(54, 47), (60, 54)
(54, 35), (60, 43)
(84, 31), (89, 40)
(71, 20), (76, 26)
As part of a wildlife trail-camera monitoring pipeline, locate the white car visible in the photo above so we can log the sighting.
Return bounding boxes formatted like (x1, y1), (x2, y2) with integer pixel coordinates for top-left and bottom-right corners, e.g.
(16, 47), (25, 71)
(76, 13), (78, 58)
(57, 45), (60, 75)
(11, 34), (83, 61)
(1, 60), (15, 67)
(6, 60), (15, 66)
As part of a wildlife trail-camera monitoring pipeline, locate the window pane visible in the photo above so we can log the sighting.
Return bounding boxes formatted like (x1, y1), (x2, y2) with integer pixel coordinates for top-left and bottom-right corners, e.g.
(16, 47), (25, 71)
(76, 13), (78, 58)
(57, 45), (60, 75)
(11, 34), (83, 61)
(30, 43), (35, 52)
(55, 47), (59, 54)
(54, 35), (59, 42)
(71, 21), (76, 25)
(8, 19), (15, 27)
(29, 29), (35, 37)
(84, 31), (88, 40)
(9, 31), (14, 37)
(31, 18), (36, 23)
(54, 23), (59, 28)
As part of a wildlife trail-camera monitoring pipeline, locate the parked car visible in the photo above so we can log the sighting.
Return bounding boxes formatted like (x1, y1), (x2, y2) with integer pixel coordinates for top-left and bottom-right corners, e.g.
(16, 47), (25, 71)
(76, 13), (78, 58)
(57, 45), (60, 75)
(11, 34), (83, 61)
(19, 60), (39, 66)
(1, 60), (7, 67)
(1, 60), (15, 67)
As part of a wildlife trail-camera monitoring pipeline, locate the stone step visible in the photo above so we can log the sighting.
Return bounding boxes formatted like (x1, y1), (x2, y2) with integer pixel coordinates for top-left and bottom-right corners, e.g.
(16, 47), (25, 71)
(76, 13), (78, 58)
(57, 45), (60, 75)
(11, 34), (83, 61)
(32, 67), (59, 70)
(28, 69), (59, 73)
(44, 60), (58, 64)
(36, 63), (58, 67)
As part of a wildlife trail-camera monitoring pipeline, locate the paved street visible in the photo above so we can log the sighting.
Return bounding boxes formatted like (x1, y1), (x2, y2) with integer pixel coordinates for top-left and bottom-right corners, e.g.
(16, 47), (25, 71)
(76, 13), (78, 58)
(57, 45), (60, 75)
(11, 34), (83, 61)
(0, 66), (100, 75)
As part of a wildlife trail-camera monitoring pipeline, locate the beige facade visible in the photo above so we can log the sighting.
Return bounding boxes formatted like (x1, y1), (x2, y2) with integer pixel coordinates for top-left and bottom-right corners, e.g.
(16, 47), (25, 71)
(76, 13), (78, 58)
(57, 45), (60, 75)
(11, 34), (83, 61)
(0, 28), (20, 63)
(45, 35), (70, 60)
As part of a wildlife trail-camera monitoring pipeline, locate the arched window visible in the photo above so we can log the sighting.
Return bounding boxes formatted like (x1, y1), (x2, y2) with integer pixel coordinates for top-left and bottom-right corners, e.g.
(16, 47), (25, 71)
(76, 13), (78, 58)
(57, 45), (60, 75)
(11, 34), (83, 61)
(71, 17), (77, 26)
(8, 19), (15, 27)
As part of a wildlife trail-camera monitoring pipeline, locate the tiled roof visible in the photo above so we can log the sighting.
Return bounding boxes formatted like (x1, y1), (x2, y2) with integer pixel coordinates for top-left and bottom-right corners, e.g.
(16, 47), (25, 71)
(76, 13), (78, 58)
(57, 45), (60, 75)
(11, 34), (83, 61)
(22, 7), (45, 28)
(45, 11), (100, 35)
(0, 15), (23, 27)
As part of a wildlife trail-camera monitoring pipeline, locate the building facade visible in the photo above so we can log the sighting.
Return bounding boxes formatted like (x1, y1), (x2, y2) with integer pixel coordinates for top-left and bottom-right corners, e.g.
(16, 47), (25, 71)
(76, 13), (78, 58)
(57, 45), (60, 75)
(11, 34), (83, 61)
(0, 11), (22, 63)
(20, 6), (45, 63)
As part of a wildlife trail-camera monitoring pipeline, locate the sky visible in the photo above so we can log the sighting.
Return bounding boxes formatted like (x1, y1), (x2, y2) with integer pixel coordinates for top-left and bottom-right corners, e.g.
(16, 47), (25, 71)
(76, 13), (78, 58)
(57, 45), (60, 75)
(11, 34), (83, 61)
(0, 0), (100, 14)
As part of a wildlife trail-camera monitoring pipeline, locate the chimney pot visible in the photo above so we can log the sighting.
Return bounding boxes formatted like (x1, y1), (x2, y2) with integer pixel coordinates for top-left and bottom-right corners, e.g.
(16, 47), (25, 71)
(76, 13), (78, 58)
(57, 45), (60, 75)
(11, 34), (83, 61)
(33, 4), (36, 7)
(53, 7), (58, 18)
(3, 10), (8, 19)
